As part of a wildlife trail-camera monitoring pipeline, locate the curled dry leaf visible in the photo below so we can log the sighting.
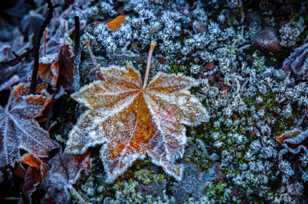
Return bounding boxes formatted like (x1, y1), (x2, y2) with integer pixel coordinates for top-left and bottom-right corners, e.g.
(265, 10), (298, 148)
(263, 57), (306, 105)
(19, 152), (90, 203)
(20, 154), (48, 198)
(254, 28), (282, 53)
(282, 42), (308, 80)
(0, 83), (58, 167)
(38, 44), (75, 91)
(21, 153), (45, 170)
(65, 64), (209, 182)
(275, 128), (302, 144)
(42, 152), (91, 204)
(279, 129), (308, 154)
(106, 15), (126, 31)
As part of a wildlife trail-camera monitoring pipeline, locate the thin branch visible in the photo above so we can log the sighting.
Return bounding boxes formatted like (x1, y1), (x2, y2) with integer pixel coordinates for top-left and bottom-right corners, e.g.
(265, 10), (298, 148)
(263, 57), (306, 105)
(30, 0), (54, 93)
(0, 75), (20, 92)
(67, 184), (88, 204)
(86, 42), (100, 70)
(74, 16), (80, 55)
(0, 48), (33, 69)
(143, 41), (157, 88)
(73, 16), (81, 91)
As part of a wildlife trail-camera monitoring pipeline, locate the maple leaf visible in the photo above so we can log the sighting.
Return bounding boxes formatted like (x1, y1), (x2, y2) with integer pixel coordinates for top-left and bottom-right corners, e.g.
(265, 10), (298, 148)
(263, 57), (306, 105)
(0, 83), (58, 167)
(65, 43), (209, 182)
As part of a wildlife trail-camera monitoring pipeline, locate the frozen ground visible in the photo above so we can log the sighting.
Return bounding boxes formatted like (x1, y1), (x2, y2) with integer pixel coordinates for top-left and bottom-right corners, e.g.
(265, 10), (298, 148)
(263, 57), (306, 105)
(0, 0), (307, 203)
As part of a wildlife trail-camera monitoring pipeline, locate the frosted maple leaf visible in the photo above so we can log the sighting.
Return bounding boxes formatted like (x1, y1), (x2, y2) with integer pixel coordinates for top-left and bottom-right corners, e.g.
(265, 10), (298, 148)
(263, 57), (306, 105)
(0, 83), (59, 167)
(65, 43), (209, 182)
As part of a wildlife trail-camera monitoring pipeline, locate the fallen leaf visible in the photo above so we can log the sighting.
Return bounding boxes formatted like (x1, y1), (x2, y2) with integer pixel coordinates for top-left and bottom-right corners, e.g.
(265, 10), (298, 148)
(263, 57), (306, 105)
(21, 153), (44, 170)
(275, 128), (301, 144)
(38, 60), (59, 89)
(278, 129), (308, 154)
(23, 166), (45, 199)
(65, 63), (209, 182)
(0, 83), (58, 167)
(19, 151), (90, 203)
(38, 44), (75, 91)
(58, 44), (75, 91)
(282, 42), (308, 81)
(106, 15), (126, 31)
(42, 151), (91, 204)
(19, 159), (48, 200)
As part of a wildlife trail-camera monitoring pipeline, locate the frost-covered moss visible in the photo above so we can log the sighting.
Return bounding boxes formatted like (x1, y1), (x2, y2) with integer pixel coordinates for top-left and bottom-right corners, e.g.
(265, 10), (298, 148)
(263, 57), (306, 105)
(72, 0), (308, 203)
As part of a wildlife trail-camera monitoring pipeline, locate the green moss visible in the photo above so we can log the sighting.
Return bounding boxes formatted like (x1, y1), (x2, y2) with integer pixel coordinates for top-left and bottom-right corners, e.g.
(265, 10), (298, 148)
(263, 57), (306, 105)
(243, 91), (277, 110)
(205, 182), (229, 202)
(242, 91), (297, 136)
(134, 169), (165, 185)
(262, 91), (277, 109)
(252, 53), (267, 73)
(169, 64), (186, 74)
(273, 119), (288, 135)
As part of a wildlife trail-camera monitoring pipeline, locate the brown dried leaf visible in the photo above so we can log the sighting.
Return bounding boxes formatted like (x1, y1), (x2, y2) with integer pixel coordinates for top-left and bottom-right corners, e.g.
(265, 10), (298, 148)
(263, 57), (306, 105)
(42, 152), (91, 204)
(20, 151), (90, 203)
(58, 44), (75, 91)
(38, 44), (75, 91)
(21, 154), (48, 198)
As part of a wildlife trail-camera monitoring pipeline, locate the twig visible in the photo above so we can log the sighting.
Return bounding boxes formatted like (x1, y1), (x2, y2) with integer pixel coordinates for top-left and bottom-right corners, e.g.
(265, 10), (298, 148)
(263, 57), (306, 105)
(67, 184), (88, 204)
(143, 41), (157, 88)
(44, 29), (48, 56)
(86, 42), (105, 80)
(0, 48), (33, 69)
(0, 75), (20, 91)
(86, 42), (100, 70)
(73, 16), (81, 91)
(74, 16), (80, 55)
(30, 0), (54, 93)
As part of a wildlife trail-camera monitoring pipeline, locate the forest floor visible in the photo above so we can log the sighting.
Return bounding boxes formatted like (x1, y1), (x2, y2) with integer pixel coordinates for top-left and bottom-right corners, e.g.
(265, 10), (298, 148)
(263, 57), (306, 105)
(0, 0), (307, 204)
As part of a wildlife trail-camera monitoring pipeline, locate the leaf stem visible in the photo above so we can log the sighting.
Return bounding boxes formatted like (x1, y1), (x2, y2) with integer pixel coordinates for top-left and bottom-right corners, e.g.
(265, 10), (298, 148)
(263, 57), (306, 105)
(67, 184), (88, 204)
(30, 0), (54, 93)
(86, 42), (100, 70)
(143, 41), (156, 88)
(5, 89), (14, 112)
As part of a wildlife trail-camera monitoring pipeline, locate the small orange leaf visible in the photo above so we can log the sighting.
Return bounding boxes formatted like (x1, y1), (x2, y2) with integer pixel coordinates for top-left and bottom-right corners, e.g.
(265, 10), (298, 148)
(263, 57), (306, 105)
(107, 15), (126, 31)
(38, 63), (51, 81)
(275, 129), (301, 144)
(21, 153), (43, 170)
